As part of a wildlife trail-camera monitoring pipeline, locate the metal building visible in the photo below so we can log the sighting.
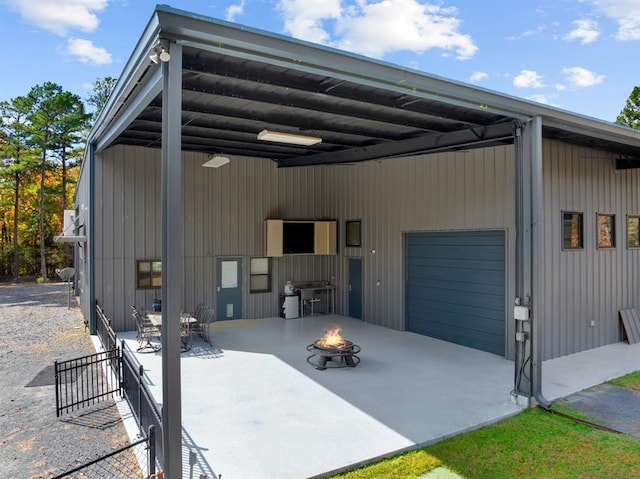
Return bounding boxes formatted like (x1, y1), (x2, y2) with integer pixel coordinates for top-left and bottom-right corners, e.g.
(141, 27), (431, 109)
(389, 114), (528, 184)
(70, 6), (640, 477)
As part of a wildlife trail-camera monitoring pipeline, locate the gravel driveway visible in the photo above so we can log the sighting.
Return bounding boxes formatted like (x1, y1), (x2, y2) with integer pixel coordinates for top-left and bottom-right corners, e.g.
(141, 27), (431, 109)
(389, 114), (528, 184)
(0, 283), (131, 479)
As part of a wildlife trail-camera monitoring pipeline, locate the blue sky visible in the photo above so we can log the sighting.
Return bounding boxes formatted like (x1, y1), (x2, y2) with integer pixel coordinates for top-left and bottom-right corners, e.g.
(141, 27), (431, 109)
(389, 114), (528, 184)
(1, 0), (639, 122)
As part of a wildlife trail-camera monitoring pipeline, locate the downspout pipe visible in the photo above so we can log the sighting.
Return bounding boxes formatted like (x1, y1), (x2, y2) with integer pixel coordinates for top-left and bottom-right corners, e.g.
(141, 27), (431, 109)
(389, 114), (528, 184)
(530, 116), (551, 409)
(88, 142), (96, 335)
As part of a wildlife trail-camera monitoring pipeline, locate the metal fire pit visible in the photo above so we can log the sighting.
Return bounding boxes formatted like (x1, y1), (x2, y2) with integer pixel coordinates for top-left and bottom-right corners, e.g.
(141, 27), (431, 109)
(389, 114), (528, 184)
(306, 340), (361, 370)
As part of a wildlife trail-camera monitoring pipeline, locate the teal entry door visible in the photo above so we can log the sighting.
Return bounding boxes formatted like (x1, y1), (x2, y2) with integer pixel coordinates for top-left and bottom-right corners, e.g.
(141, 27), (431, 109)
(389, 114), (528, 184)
(348, 258), (363, 319)
(216, 257), (243, 320)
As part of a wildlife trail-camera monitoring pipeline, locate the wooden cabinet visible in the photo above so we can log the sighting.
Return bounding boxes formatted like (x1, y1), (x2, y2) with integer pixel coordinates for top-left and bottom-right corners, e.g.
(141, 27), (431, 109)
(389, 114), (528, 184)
(264, 219), (337, 257)
(264, 219), (284, 257)
(314, 221), (337, 255)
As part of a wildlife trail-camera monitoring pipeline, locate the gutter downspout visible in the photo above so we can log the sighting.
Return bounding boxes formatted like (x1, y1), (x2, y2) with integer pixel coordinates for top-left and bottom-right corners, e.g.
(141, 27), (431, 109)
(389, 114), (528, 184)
(88, 142), (96, 335)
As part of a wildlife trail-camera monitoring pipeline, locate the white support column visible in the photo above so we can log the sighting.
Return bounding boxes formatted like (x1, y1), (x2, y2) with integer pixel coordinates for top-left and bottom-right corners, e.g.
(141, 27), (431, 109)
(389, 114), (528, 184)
(160, 40), (184, 479)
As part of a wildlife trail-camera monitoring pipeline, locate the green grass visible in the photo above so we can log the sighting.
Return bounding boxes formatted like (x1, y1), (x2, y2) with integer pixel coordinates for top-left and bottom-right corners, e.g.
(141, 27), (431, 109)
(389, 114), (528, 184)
(329, 372), (640, 479)
(607, 371), (640, 391)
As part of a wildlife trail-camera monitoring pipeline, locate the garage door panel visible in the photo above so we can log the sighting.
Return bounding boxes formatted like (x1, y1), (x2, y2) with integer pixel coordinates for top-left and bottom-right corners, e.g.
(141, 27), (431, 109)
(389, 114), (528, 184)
(406, 230), (505, 355)
(409, 233), (504, 247)
(407, 317), (504, 354)
(410, 245), (504, 260)
(409, 257), (505, 273)
(407, 278), (505, 298)
(407, 293), (505, 317)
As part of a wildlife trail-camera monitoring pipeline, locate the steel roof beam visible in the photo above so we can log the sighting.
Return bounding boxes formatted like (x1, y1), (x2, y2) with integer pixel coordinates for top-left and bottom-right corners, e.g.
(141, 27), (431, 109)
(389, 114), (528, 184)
(278, 121), (515, 167)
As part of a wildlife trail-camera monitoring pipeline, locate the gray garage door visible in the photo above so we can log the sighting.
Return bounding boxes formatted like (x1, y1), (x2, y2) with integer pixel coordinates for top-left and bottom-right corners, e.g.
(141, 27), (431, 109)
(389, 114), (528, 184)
(406, 230), (505, 355)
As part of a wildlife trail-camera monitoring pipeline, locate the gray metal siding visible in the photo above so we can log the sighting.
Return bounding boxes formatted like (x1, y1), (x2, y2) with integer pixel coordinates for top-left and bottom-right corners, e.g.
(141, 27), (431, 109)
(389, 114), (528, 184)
(87, 138), (640, 361)
(406, 230), (506, 355)
(541, 139), (640, 359)
(324, 147), (516, 358)
(94, 145), (331, 331)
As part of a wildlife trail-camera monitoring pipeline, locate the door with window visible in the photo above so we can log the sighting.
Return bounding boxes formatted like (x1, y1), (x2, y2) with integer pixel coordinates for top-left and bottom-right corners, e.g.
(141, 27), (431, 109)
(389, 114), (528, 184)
(216, 257), (243, 320)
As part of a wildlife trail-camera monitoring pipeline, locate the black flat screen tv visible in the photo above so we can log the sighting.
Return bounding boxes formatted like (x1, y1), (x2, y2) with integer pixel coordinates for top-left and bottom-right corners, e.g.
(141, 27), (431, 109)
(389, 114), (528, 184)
(282, 222), (314, 254)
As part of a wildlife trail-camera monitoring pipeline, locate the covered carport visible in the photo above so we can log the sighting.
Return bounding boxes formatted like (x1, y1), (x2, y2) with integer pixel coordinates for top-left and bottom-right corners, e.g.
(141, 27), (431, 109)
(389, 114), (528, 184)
(83, 5), (640, 476)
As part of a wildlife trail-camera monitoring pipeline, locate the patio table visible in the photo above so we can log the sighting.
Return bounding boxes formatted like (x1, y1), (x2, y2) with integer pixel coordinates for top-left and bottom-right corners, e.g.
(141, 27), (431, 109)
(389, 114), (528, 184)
(147, 312), (198, 352)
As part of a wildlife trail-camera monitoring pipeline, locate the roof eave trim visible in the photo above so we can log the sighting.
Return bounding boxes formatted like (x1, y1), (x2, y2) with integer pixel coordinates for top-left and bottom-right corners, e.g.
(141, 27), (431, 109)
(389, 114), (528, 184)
(88, 9), (162, 146)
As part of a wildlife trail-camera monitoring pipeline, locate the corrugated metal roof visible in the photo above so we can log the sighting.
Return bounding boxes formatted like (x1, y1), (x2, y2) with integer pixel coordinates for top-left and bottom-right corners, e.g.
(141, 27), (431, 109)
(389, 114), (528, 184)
(90, 5), (640, 167)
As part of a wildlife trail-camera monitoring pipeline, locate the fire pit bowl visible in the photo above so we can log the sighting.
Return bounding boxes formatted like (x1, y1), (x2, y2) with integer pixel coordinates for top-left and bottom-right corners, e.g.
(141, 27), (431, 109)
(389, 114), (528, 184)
(307, 325), (361, 370)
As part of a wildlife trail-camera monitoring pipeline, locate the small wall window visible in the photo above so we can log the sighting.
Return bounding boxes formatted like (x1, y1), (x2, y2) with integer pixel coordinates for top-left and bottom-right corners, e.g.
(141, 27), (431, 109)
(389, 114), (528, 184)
(596, 213), (616, 249)
(346, 220), (361, 247)
(137, 260), (162, 289)
(250, 257), (271, 293)
(562, 212), (583, 250)
(628, 216), (640, 248)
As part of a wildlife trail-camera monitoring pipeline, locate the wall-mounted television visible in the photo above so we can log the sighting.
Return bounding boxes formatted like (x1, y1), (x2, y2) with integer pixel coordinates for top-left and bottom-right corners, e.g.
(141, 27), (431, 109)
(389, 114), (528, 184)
(282, 222), (315, 254)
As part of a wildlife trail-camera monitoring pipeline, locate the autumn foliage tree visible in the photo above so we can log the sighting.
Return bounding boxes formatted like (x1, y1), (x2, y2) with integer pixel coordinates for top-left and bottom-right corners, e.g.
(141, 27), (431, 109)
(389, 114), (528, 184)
(0, 80), (97, 282)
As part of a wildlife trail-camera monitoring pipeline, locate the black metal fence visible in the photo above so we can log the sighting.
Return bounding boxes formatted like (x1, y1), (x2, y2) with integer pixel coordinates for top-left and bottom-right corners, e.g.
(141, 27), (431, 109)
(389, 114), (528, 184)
(96, 301), (118, 353)
(52, 429), (156, 479)
(94, 301), (164, 469)
(55, 348), (121, 417)
(53, 302), (164, 477)
(120, 340), (164, 468)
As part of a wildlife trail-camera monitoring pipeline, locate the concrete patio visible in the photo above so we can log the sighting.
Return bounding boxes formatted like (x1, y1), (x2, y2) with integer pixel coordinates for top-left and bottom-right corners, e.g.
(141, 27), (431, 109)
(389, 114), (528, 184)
(113, 314), (640, 478)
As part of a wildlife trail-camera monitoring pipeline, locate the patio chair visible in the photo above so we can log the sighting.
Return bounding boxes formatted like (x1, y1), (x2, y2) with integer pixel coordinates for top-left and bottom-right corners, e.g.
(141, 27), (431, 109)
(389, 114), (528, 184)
(132, 306), (161, 353)
(191, 302), (205, 321)
(180, 313), (194, 352)
(199, 307), (216, 346)
(190, 303), (207, 339)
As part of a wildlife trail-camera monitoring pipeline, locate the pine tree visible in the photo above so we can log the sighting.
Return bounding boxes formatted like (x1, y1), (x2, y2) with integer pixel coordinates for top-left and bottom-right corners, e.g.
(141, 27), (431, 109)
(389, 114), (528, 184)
(616, 86), (640, 130)
(0, 96), (39, 281)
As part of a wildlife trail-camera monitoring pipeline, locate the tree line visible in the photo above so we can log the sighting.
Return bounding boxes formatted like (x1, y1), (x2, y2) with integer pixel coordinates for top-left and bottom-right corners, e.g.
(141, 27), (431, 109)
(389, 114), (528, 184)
(0, 78), (638, 284)
(0, 78), (116, 282)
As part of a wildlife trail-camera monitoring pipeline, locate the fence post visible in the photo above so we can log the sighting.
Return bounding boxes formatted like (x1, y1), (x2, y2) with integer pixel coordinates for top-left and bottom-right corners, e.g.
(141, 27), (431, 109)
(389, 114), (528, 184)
(148, 424), (156, 477)
(54, 360), (60, 417)
(116, 346), (122, 396)
(138, 364), (145, 436)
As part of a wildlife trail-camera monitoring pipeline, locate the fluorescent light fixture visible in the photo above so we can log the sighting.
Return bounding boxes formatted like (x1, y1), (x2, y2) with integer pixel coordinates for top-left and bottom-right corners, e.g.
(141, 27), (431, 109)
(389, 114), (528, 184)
(257, 129), (322, 146)
(202, 155), (231, 168)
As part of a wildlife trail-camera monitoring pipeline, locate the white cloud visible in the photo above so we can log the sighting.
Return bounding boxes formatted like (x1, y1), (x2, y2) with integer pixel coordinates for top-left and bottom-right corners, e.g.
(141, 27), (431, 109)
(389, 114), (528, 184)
(508, 24), (547, 40)
(527, 94), (561, 108)
(513, 70), (545, 88)
(226, 0), (246, 22)
(529, 94), (550, 104)
(562, 66), (604, 87)
(555, 83), (567, 91)
(563, 19), (600, 43)
(278, 0), (478, 60)
(469, 71), (488, 83)
(62, 38), (112, 65)
(278, 0), (342, 44)
(589, 0), (640, 40)
(5, 0), (107, 35)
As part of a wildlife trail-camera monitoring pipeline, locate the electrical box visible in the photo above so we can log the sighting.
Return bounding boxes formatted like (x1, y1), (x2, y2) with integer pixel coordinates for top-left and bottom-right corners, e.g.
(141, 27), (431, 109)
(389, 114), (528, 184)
(514, 305), (530, 321)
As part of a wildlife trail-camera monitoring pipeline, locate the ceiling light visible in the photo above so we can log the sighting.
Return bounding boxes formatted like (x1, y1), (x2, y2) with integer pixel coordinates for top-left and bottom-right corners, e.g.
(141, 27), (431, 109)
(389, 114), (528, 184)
(257, 129), (322, 146)
(202, 155), (231, 168)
